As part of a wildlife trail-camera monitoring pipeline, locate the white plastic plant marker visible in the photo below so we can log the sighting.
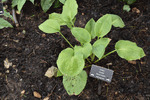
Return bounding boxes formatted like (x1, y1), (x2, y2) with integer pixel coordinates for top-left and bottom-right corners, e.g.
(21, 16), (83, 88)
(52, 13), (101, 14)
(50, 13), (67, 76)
(0, 2), (4, 15)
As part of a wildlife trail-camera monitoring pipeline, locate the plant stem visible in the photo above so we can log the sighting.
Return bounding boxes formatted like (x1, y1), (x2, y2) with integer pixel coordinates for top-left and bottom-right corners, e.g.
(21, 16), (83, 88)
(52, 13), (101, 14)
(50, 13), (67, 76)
(86, 58), (91, 64)
(91, 54), (95, 62)
(12, 8), (19, 27)
(71, 21), (75, 27)
(94, 50), (117, 63)
(59, 31), (74, 48)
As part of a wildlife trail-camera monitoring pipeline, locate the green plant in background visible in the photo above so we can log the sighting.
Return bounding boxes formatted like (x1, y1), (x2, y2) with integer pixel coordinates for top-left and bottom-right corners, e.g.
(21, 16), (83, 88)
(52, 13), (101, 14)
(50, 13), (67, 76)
(0, 9), (13, 29)
(11, 0), (66, 13)
(118, 0), (136, 12)
(39, 0), (145, 95)
(12, 0), (34, 12)
(41, 0), (66, 12)
(123, 4), (130, 12)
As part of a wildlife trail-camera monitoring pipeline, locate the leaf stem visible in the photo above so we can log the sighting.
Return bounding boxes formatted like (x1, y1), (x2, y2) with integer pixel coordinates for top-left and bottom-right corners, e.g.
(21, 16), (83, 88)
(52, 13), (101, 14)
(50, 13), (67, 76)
(94, 50), (117, 63)
(91, 54), (95, 62)
(86, 58), (91, 64)
(59, 31), (74, 48)
(71, 21), (75, 27)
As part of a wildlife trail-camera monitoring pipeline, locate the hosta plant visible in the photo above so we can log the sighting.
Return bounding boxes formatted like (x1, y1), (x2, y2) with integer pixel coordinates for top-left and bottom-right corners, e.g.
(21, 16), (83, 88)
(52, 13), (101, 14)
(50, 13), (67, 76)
(39, 0), (145, 95)
(12, 0), (66, 13)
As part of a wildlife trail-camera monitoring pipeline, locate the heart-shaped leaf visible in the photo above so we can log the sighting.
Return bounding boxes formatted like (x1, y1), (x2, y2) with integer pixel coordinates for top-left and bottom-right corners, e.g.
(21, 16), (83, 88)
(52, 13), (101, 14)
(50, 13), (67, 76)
(111, 14), (125, 28)
(63, 70), (87, 95)
(74, 42), (92, 59)
(57, 48), (84, 76)
(93, 38), (111, 48)
(115, 40), (145, 61)
(92, 43), (105, 59)
(49, 13), (66, 25)
(85, 18), (96, 39)
(71, 27), (91, 44)
(61, 0), (78, 22)
(94, 14), (112, 38)
(39, 19), (60, 33)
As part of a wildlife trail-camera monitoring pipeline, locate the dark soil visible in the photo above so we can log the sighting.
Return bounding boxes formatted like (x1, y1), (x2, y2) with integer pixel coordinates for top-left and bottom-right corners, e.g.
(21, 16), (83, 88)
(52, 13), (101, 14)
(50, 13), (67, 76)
(0, 0), (150, 100)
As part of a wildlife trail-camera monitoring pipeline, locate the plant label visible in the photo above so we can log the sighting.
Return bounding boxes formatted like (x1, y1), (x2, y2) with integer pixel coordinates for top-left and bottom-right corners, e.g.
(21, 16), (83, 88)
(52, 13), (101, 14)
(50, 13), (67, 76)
(0, 2), (3, 15)
(89, 65), (113, 83)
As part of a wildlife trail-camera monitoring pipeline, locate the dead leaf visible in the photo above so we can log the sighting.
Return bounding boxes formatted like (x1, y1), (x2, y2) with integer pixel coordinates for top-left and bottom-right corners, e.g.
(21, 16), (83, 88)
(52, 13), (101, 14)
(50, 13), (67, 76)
(4, 58), (12, 69)
(33, 91), (41, 98)
(128, 61), (136, 64)
(45, 66), (58, 78)
(132, 7), (140, 14)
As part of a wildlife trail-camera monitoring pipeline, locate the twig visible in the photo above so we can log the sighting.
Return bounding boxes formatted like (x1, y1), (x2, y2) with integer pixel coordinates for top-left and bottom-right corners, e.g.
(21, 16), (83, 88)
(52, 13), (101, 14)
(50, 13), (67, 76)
(12, 8), (19, 27)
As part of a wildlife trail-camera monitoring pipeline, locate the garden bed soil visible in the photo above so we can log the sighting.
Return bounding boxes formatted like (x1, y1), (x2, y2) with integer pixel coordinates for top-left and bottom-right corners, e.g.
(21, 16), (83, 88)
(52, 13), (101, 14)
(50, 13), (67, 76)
(0, 0), (150, 100)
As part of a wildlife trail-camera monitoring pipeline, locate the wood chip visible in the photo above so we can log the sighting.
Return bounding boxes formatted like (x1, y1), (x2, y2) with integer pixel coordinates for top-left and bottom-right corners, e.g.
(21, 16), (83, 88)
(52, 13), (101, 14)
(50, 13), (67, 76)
(5, 70), (9, 73)
(42, 34), (46, 38)
(141, 62), (146, 64)
(43, 97), (49, 100)
(21, 90), (25, 94)
(128, 61), (136, 64)
(106, 62), (112, 66)
(4, 58), (12, 69)
(33, 91), (41, 98)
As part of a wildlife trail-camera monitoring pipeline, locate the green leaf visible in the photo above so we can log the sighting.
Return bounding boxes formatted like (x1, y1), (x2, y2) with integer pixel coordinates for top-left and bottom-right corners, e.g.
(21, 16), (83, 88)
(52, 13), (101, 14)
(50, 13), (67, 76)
(59, 0), (66, 4)
(111, 14), (125, 28)
(93, 38), (111, 48)
(115, 40), (145, 61)
(94, 14), (112, 38)
(123, 5), (131, 12)
(39, 19), (60, 33)
(61, 0), (78, 22)
(74, 42), (92, 59)
(63, 70), (87, 95)
(92, 43), (105, 59)
(3, 10), (13, 20)
(0, 18), (13, 29)
(30, 0), (34, 4)
(18, 0), (26, 12)
(56, 69), (63, 77)
(49, 13), (66, 25)
(85, 18), (96, 39)
(12, 0), (19, 8)
(126, 0), (136, 5)
(53, 0), (61, 8)
(57, 48), (85, 76)
(71, 27), (91, 44)
(41, 0), (55, 12)
(2, 0), (7, 3)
